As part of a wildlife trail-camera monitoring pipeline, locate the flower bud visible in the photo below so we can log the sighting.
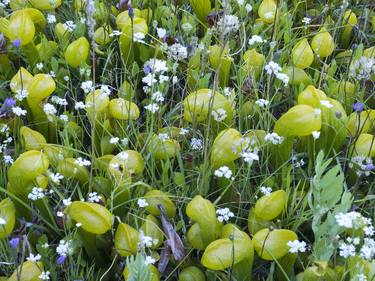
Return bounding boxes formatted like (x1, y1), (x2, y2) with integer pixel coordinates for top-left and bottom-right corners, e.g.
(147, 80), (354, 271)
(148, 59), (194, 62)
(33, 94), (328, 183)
(8, 10), (35, 46)
(115, 223), (139, 257)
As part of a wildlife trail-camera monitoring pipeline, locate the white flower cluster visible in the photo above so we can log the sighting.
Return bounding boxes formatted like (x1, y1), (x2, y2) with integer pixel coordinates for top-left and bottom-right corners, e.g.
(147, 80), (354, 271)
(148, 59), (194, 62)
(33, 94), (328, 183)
(264, 61), (289, 86)
(335, 211), (375, 260)
(15, 89), (28, 101)
(74, 157), (91, 167)
(259, 186), (272, 196)
(217, 15), (240, 35)
(43, 103), (57, 120)
(248, 35), (266, 46)
(158, 133), (169, 142)
(168, 43), (188, 61)
(214, 166), (234, 180)
(349, 156), (374, 177)
(138, 230), (158, 249)
(28, 187), (45, 201)
(216, 208), (234, 222)
(255, 98), (269, 108)
(137, 198), (149, 208)
(350, 56), (375, 80)
(51, 96), (68, 106)
(81, 80), (94, 94)
(87, 192), (102, 203)
(49, 172), (64, 184)
(264, 132), (284, 145)
(287, 240), (307, 253)
(211, 108), (227, 122)
(47, 14), (56, 24)
(56, 240), (73, 257)
(190, 138), (203, 151)
(62, 20), (76, 32)
(39, 271), (51, 280)
(240, 147), (260, 164)
(12, 106), (27, 116)
(26, 253), (41, 262)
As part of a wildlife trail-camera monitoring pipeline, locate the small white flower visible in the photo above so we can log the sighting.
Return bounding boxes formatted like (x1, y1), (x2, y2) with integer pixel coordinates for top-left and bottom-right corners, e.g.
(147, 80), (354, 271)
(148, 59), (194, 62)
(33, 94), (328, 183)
(26, 253), (42, 262)
(339, 242), (356, 258)
(56, 211), (64, 217)
(63, 76), (70, 82)
(56, 240), (73, 257)
(211, 108), (227, 122)
(49, 172), (64, 184)
(12, 106), (27, 116)
(216, 208), (234, 222)
(62, 198), (72, 206)
(43, 103), (57, 116)
(179, 128), (189, 136)
(39, 271), (50, 280)
(158, 133), (169, 142)
(51, 96), (68, 106)
(248, 35), (266, 45)
(168, 43), (188, 61)
(217, 15), (240, 35)
(0, 217), (6, 225)
(144, 256), (156, 265)
(260, 186), (272, 196)
(76, 222), (82, 228)
(151, 91), (164, 102)
(28, 187), (45, 201)
(312, 131), (320, 140)
(81, 81), (94, 94)
(62, 20), (76, 32)
(137, 198), (149, 208)
(59, 114), (68, 122)
(255, 99), (269, 108)
(109, 137), (119, 144)
(357, 274), (368, 281)
(109, 30), (122, 37)
(143, 59), (169, 74)
(156, 27), (166, 39)
(190, 138), (203, 151)
(275, 72), (289, 86)
(74, 157), (91, 167)
(36, 63), (44, 70)
(240, 148), (259, 163)
(264, 132), (284, 145)
(87, 192), (101, 203)
(47, 14), (56, 24)
(142, 73), (157, 87)
(287, 240), (307, 253)
(302, 17), (311, 25)
(214, 166), (233, 179)
(3, 155), (13, 165)
(144, 103), (159, 113)
(134, 32), (146, 43)
(74, 101), (86, 110)
(320, 100), (334, 108)
(14, 89), (28, 101)
(264, 61), (282, 75)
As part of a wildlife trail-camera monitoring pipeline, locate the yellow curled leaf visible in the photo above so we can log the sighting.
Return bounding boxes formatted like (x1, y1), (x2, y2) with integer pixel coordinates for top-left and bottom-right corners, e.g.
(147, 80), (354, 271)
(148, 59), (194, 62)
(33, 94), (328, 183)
(68, 201), (113, 234)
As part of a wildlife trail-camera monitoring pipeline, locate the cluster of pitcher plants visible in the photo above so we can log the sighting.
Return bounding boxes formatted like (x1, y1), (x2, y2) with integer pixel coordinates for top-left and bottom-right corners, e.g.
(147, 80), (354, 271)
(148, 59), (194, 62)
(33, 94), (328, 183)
(0, 0), (374, 280)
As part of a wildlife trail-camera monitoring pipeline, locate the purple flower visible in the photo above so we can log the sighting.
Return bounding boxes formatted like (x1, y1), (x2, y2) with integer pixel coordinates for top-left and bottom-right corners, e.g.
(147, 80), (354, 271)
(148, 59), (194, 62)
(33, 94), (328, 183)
(366, 163), (374, 171)
(353, 102), (364, 113)
(9, 237), (20, 248)
(143, 65), (152, 74)
(4, 98), (16, 108)
(57, 255), (67, 265)
(128, 5), (134, 19)
(13, 39), (21, 48)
